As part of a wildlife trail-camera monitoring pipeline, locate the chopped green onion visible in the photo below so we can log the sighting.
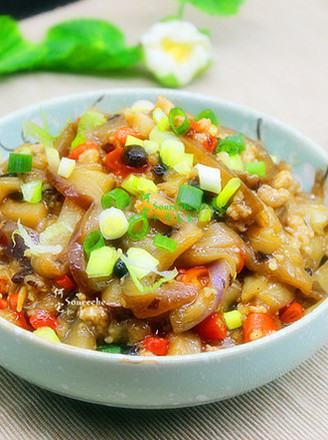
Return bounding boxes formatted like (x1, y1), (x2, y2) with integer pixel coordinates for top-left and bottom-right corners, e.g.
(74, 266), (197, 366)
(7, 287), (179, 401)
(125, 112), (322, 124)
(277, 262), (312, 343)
(86, 246), (117, 278)
(78, 110), (107, 133)
(21, 180), (43, 203)
(120, 248), (178, 294)
(245, 161), (266, 177)
(198, 204), (212, 224)
(83, 230), (106, 259)
(22, 111), (54, 147)
(121, 174), (157, 196)
(196, 164), (221, 194)
(19, 146), (32, 155)
(12, 220), (62, 257)
(153, 108), (169, 131)
(71, 110), (107, 150)
(229, 154), (244, 172)
(45, 147), (60, 171)
(33, 327), (60, 343)
(7, 153), (33, 173)
(97, 344), (121, 353)
(169, 108), (191, 135)
(212, 178), (241, 209)
(39, 221), (72, 247)
(143, 140), (159, 155)
(101, 188), (130, 210)
(270, 155), (278, 164)
(195, 109), (220, 126)
(149, 125), (177, 144)
(217, 151), (230, 167)
(216, 134), (246, 156)
(160, 139), (185, 168)
(177, 184), (203, 211)
(70, 134), (86, 150)
(223, 310), (243, 330)
(125, 247), (159, 279)
(128, 214), (149, 240)
(99, 207), (129, 240)
(125, 135), (144, 147)
(58, 157), (75, 178)
(153, 234), (177, 253)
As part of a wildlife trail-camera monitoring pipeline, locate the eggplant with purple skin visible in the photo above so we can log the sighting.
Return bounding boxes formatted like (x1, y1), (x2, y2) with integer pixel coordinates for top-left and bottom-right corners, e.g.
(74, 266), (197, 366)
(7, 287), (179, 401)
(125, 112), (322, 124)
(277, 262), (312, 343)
(169, 259), (235, 333)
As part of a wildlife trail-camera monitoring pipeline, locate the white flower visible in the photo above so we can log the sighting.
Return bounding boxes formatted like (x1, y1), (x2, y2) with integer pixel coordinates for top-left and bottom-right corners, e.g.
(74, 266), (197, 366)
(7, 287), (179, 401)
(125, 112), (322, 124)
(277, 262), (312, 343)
(141, 20), (212, 87)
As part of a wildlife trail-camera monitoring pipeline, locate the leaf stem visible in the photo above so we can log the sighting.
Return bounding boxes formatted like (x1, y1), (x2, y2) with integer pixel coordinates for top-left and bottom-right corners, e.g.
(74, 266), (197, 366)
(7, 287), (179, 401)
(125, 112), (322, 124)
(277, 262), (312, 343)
(178, 0), (186, 19)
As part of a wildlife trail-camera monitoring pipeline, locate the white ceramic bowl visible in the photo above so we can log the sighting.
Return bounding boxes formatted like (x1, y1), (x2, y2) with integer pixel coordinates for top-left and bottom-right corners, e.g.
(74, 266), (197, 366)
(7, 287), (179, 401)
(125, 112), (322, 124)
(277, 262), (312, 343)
(0, 88), (328, 409)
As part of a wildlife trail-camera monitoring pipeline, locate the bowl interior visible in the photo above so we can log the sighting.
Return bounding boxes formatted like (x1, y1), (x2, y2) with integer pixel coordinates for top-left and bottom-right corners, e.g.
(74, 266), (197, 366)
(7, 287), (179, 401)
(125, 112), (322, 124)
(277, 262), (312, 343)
(0, 88), (327, 192)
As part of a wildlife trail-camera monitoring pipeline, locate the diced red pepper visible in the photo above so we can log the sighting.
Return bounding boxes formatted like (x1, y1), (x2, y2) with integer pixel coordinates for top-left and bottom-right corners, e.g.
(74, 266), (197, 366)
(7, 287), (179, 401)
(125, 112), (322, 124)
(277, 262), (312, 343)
(202, 134), (218, 153)
(243, 313), (277, 343)
(188, 119), (201, 132)
(0, 298), (7, 310)
(29, 309), (58, 330)
(195, 312), (227, 341)
(104, 148), (148, 178)
(8, 293), (29, 330)
(111, 127), (142, 149)
(236, 248), (245, 274)
(68, 141), (98, 160)
(179, 266), (209, 288)
(55, 275), (76, 291)
(14, 312), (30, 330)
(279, 302), (303, 324)
(9, 293), (18, 312)
(143, 336), (169, 356)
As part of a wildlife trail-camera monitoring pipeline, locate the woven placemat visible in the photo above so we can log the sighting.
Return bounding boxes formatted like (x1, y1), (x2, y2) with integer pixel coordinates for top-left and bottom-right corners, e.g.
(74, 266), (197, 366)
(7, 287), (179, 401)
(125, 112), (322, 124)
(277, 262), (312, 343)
(1, 344), (328, 440)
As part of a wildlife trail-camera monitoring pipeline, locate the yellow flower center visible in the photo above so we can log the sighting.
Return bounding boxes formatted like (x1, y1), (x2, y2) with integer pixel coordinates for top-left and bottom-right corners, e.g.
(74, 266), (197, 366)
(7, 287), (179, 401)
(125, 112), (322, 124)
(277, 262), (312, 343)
(161, 38), (193, 64)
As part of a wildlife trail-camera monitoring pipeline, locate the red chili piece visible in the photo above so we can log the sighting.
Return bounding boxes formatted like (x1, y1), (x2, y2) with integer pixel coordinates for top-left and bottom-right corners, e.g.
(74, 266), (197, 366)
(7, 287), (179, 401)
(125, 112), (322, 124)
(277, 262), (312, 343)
(195, 312), (227, 342)
(143, 337), (169, 356)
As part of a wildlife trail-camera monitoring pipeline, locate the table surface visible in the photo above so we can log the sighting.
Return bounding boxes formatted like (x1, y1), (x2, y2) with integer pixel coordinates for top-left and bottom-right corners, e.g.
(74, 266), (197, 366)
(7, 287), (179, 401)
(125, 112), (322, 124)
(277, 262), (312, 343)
(0, 0), (328, 438)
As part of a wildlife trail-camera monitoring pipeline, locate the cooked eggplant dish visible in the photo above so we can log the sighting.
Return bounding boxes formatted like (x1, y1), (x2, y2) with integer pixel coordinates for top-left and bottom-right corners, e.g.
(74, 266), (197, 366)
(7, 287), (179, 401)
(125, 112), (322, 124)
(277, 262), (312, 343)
(0, 96), (327, 356)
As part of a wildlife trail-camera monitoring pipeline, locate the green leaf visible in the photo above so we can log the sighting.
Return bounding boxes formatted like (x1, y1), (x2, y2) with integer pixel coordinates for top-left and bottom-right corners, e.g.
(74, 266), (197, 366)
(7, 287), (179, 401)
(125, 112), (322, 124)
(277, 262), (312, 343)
(41, 19), (142, 72)
(171, 0), (245, 16)
(0, 17), (141, 76)
(0, 16), (45, 74)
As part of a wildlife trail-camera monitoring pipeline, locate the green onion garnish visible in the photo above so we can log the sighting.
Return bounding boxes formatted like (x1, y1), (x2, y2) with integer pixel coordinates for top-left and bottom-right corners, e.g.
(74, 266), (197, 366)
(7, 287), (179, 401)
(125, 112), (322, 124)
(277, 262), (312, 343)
(99, 207), (129, 240)
(58, 157), (75, 178)
(212, 177), (241, 209)
(169, 108), (191, 136)
(153, 234), (177, 253)
(86, 246), (117, 278)
(245, 161), (266, 177)
(196, 164), (221, 194)
(121, 174), (157, 196)
(198, 204), (212, 224)
(101, 188), (130, 210)
(215, 134), (246, 156)
(223, 310), (243, 330)
(125, 135), (144, 147)
(7, 153), (33, 173)
(83, 230), (106, 259)
(33, 327), (60, 343)
(71, 110), (107, 151)
(153, 108), (169, 132)
(176, 184), (203, 211)
(97, 344), (121, 354)
(128, 214), (149, 240)
(229, 154), (244, 171)
(195, 109), (220, 126)
(21, 180), (43, 203)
